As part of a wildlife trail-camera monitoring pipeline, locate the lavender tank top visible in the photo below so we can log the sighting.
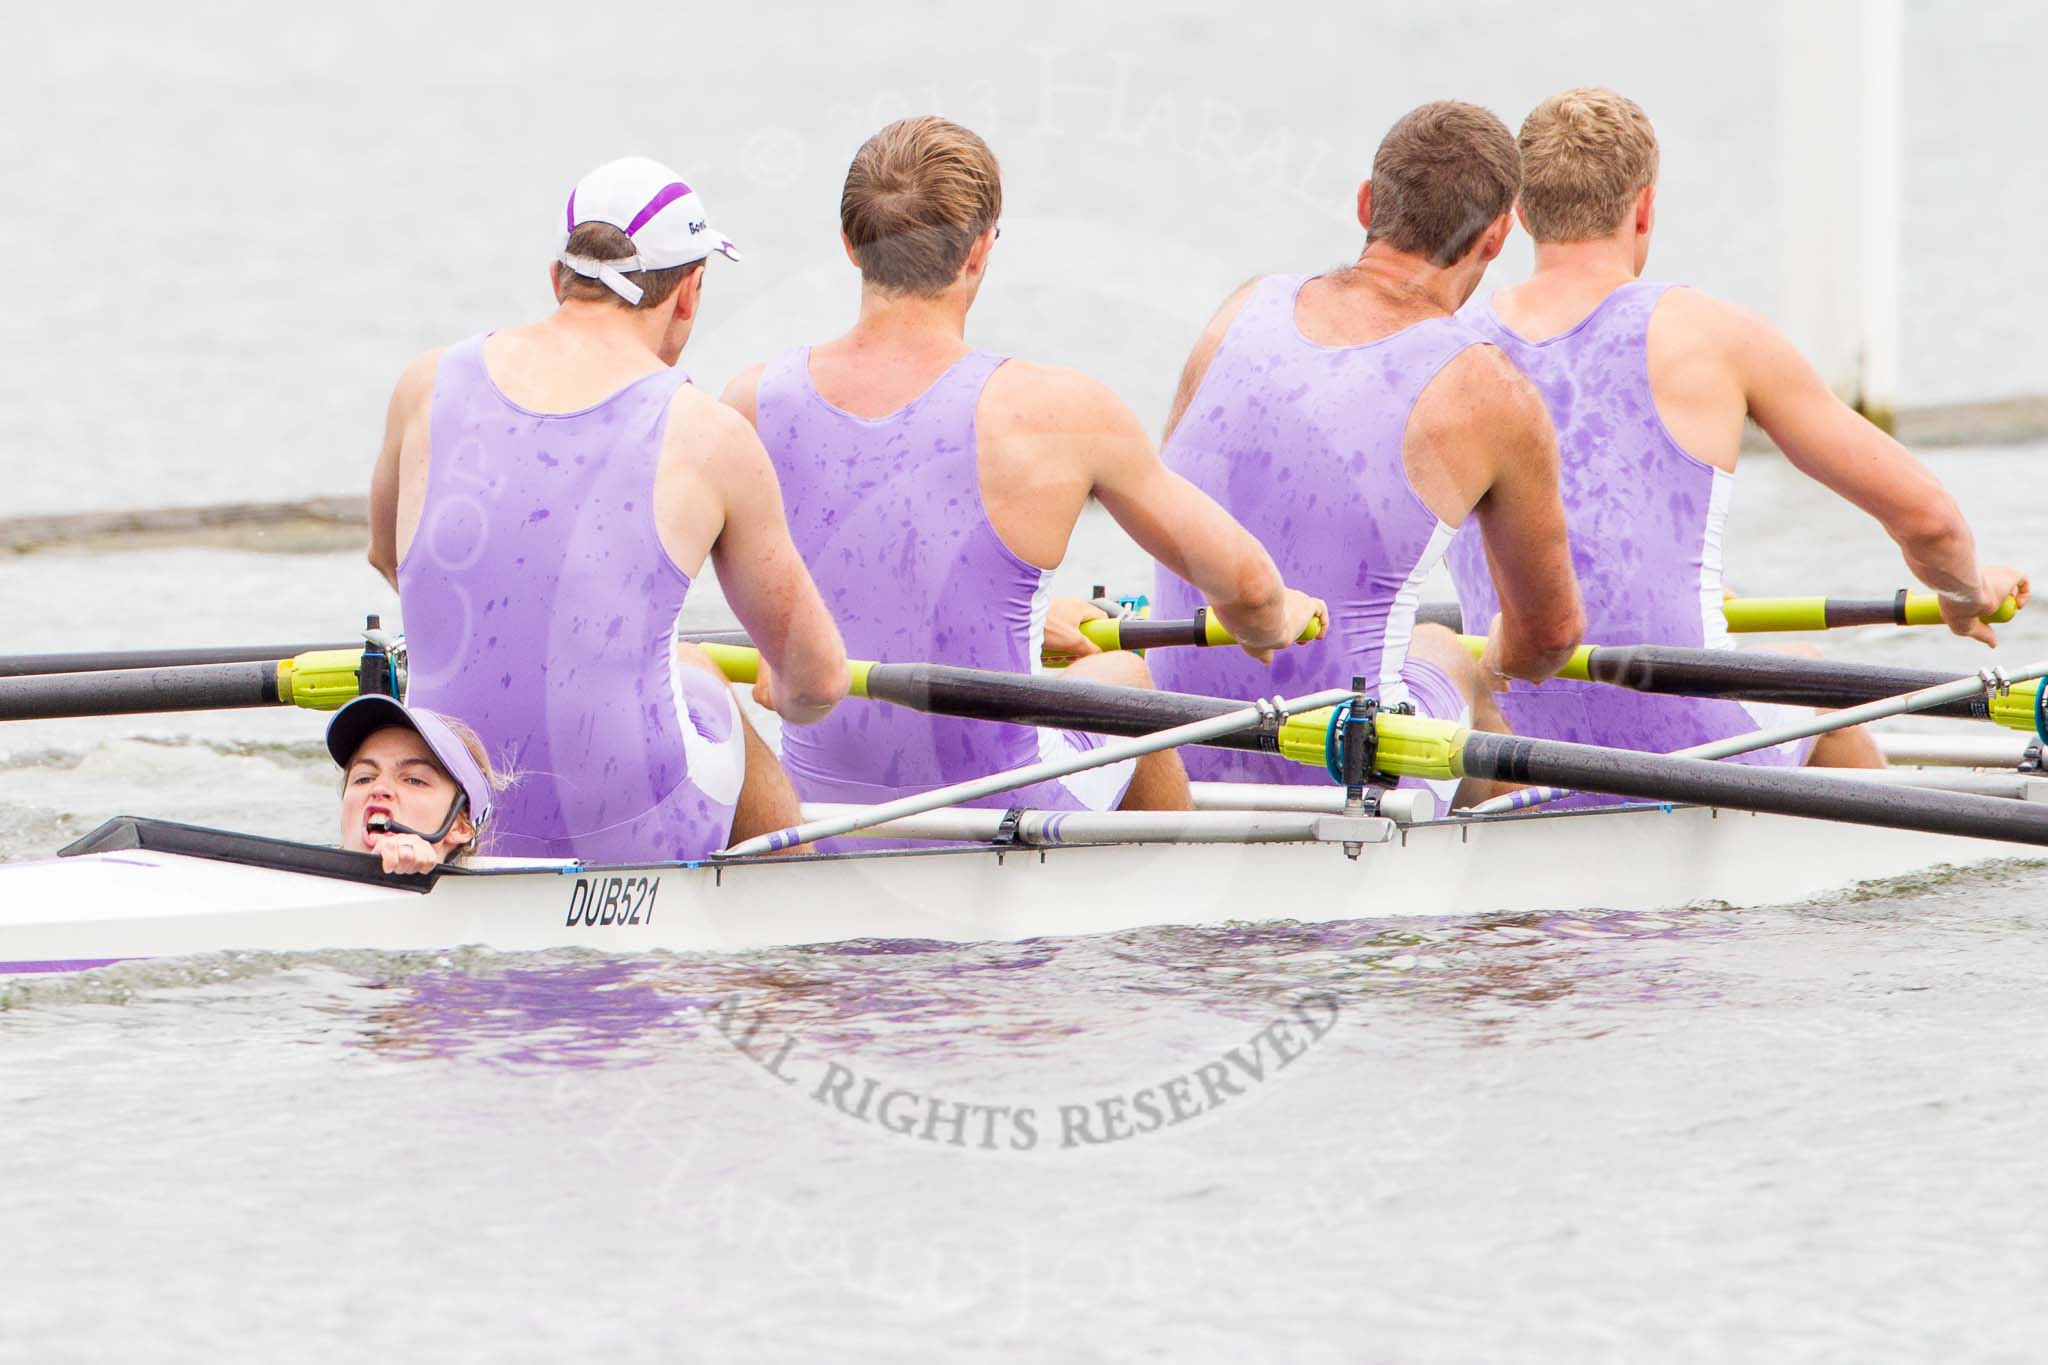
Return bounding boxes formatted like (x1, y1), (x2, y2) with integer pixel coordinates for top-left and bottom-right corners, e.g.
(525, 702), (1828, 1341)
(1151, 273), (1481, 784)
(754, 347), (1055, 796)
(1445, 282), (1803, 766)
(399, 336), (729, 853)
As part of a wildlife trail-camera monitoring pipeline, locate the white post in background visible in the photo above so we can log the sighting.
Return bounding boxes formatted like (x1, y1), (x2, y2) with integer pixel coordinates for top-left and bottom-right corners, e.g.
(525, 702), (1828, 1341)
(1859, 0), (1904, 430)
(1777, 0), (1904, 428)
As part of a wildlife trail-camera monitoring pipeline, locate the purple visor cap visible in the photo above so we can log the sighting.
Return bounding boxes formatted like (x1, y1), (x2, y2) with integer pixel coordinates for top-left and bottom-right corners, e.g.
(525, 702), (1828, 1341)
(325, 695), (494, 830)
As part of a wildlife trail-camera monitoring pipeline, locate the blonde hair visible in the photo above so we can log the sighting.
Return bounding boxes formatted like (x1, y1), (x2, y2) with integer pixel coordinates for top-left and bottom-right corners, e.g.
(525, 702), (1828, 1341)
(1517, 87), (1660, 242)
(840, 116), (1003, 296)
(438, 715), (509, 861)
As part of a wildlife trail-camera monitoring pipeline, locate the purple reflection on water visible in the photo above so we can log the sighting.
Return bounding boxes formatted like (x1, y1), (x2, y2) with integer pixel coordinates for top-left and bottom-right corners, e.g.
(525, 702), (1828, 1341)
(357, 959), (718, 1068)
(347, 906), (1743, 1068)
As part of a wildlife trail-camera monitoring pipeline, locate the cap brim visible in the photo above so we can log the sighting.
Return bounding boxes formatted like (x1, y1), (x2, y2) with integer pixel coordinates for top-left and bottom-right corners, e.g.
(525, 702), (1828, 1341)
(326, 695), (412, 770)
(326, 696), (493, 829)
(408, 709), (495, 830)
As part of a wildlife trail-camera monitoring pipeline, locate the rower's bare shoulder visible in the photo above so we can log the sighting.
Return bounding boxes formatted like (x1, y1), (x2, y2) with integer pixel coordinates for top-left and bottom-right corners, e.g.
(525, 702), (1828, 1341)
(1656, 287), (1809, 406)
(1654, 285), (1775, 351)
(1159, 278), (1263, 441)
(1417, 343), (1548, 438)
(387, 347), (446, 417)
(1177, 278), (1261, 376)
(718, 361), (768, 424)
(664, 383), (765, 465)
(982, 360), (1141, 437)
(1400, 345), (1551, 524)
(1195, 276), (1261, 338)
(655, 385), (777, 537)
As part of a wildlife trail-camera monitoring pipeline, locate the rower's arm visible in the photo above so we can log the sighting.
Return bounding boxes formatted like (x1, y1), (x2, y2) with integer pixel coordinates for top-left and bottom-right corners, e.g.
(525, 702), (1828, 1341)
(697, 407), (848, 724)
(1161, 279), (1258, 443)
(1446, 350), (1584, 681)
(1074, 372), (1320, 655)
(1733, 304), (2028, 642)
(366, 350), (439, 592)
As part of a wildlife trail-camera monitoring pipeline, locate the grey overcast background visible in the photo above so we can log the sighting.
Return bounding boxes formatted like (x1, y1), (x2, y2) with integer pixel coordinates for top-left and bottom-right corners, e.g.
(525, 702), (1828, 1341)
(0, 0), (2039, 520)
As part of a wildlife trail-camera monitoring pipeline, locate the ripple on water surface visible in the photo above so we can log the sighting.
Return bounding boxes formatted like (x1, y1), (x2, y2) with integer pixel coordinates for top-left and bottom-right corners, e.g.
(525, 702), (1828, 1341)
(4, 868), (2047, 1360)
(6, 467), (2048, 1358)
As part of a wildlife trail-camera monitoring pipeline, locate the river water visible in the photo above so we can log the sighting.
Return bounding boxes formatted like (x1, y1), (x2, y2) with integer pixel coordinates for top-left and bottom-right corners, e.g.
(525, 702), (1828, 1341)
(6, 2), (2048, 1361)
(6, 456), (2048, 1363)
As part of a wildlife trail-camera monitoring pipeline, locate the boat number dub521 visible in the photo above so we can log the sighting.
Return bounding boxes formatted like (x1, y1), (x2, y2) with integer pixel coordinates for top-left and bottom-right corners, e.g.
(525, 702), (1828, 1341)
(565, 875), (660, 927)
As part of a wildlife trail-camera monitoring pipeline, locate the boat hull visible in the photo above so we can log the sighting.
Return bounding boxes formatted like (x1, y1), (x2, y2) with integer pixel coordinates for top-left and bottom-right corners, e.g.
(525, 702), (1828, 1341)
(1, 801), (2036, 974)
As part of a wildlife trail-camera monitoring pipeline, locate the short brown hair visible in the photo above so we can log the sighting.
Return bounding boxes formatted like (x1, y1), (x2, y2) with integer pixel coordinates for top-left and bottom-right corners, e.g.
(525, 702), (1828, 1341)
(1366, 102), (1521, 267)
(555, 222), (699, 310)
(841, 116), (1003, 296)
(1517, 87), (1660, 242)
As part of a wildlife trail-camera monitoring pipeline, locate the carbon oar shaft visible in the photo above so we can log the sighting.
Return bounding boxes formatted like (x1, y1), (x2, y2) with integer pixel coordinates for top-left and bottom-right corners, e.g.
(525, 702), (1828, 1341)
(1415, 602), (1465, 632)
(0, 649), (369, 722)
(1455, 637), (2043, 731)
(1072, 608), (1323, 653)
(1421, 591), (2018, 637)
(721, 684), (1353, 856)
(1473, 659), (2048, 814)
(1451, 730), (2048, 848)
(859, 661), (1275, 748)
(1575, 644), (2038, 728)
(696, 612), (1321, 666)
(701, 645), (2048, 849)
(711, 638), (2040, 758)
(0, 643), (356, 678)
(697, 621), (1258, 663)
(0, 662), (285, 720)
(703, 643), (1284, 750)
(1077, 614), (1217, 650)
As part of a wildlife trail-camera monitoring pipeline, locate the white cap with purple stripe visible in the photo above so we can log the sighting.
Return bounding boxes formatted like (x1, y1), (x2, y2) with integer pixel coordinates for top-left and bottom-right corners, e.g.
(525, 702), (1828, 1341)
(559, 155), (741, 305)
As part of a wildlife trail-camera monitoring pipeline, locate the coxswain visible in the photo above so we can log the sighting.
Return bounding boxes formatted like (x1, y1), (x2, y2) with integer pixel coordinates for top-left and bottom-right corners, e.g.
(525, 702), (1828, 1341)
(328, 694), (500, 875)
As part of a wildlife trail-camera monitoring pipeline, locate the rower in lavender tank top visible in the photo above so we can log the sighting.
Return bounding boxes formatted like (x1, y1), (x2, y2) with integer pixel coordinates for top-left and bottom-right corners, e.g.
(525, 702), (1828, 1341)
(1150, 273), (1480, 815)
(754, 347), (1134, 843)
(1444, 281), (1814, 787)
(399, 336), (748, 862)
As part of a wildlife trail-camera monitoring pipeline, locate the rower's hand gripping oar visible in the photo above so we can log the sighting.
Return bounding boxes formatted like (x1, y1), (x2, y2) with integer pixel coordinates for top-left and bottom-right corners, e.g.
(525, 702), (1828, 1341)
(1721, 591), (2020, 633)
(1061, 607), (1326, 658)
